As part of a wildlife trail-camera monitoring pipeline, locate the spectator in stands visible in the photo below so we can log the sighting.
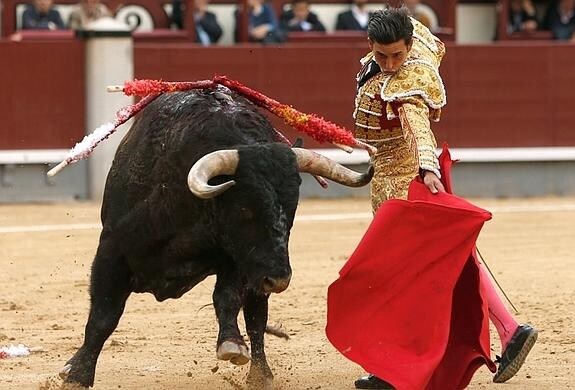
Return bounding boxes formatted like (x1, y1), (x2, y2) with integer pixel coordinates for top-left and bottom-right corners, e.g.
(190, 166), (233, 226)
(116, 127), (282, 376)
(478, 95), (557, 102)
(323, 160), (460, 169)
(403, 0), (432, 30)
(21, 0), (66, 30)
(235, 0), (286, 43)
(171, 0), (223, 44)
(543, 0), (575, 40)
(280, 0), (326, 32)
(508, 0), (538, 33)
(335, 0), (371, 31)
(68, 0), (112, 30)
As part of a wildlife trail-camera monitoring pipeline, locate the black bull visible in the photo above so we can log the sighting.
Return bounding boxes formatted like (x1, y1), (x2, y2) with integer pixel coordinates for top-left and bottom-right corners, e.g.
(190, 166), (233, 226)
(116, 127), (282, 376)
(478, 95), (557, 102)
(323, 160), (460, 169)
(59, 88), (373, 388)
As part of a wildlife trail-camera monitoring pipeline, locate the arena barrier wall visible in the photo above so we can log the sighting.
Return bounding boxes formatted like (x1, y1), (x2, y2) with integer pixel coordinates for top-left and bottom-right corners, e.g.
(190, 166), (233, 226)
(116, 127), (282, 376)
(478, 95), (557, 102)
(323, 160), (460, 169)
(134, 42), (575, 149)
(1, 40), (574, 200)
(0, 40), (85, 150)
(0, 39), (88, 201)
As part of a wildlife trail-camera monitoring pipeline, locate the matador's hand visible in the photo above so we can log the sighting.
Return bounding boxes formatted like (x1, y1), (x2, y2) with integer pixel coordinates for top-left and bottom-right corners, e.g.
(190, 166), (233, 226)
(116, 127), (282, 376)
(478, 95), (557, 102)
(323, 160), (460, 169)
(422, 171), (445, 194)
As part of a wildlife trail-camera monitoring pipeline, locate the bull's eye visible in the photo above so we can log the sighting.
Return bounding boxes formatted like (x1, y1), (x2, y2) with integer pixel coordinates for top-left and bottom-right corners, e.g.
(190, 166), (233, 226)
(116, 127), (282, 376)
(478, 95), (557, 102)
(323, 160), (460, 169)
(239, 207), (253, 220)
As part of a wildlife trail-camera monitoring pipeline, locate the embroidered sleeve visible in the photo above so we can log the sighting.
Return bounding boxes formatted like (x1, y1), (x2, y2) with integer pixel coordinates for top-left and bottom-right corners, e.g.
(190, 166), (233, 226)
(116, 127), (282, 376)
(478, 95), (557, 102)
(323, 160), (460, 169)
(398, 97), (440, 178)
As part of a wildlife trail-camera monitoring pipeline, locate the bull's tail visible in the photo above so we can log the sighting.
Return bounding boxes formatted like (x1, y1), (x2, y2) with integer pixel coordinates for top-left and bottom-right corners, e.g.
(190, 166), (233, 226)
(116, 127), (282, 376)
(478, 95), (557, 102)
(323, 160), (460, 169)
(265, 324), (290, 340)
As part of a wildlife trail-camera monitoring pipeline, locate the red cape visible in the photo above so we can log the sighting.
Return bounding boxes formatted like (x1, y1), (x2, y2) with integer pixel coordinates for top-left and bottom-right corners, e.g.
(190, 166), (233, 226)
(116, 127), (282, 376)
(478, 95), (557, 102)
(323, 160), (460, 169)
(326, 145), (496, 390)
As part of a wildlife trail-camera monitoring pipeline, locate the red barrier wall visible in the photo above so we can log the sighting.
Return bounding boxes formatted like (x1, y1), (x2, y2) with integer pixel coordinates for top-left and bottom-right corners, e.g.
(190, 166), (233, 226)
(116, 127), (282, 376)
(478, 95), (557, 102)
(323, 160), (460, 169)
(135, 42), (575, 148)
(1, 41), (573, 151)
(0, 39), (85, 150)
(439, 43), (575, 147)
(135, 43), (368, 148)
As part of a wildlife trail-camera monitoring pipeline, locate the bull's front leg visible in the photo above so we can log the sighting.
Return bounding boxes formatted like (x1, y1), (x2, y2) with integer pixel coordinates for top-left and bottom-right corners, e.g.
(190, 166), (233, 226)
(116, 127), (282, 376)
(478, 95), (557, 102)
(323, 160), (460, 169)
(213, 268), (250, 365)
(243, 289), (273, 389)
(60, 238), (131, 388)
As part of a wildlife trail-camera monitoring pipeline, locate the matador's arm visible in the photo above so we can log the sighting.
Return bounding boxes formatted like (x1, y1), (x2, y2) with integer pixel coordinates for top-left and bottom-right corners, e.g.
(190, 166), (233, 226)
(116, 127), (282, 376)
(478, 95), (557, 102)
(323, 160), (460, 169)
(398, 96), (441, 178)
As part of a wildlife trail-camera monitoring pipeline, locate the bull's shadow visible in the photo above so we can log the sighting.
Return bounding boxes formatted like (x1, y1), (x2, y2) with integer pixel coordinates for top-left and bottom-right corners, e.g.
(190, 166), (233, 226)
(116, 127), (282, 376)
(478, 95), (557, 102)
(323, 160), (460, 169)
(59, 88), (373, 389)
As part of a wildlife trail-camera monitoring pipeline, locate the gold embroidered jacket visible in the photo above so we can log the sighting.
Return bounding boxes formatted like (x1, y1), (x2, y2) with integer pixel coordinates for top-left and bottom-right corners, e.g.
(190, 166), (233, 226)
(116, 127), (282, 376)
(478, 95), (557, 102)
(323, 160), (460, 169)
(353, 18), (446, 178)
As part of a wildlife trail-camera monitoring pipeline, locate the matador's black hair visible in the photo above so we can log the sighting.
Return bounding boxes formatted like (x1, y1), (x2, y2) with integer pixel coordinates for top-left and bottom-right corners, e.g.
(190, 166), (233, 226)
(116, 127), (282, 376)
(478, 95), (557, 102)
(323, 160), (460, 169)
(367, 8), (413, 44)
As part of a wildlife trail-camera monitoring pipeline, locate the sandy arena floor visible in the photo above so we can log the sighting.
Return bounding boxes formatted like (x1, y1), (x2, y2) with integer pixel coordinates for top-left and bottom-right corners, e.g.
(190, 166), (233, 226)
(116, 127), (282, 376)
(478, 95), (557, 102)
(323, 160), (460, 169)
(0, 197), (574, 389)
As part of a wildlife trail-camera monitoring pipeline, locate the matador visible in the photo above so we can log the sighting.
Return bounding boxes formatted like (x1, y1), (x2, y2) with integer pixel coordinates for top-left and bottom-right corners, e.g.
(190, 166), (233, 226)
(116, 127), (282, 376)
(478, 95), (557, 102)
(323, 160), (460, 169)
(353, 17), (446, 212)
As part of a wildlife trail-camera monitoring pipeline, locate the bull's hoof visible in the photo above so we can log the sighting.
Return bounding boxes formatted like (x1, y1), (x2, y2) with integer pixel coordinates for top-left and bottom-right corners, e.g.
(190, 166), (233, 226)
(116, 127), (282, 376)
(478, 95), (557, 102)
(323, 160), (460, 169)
(216, 340), (250, 365)
(58, 364), (89, 389)
(59, 364), (72, 380)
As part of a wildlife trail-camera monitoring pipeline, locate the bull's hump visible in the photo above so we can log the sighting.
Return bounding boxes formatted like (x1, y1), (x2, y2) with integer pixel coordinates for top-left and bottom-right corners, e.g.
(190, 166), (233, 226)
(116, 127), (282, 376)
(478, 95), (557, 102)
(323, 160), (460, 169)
(157, 89), (236, 114)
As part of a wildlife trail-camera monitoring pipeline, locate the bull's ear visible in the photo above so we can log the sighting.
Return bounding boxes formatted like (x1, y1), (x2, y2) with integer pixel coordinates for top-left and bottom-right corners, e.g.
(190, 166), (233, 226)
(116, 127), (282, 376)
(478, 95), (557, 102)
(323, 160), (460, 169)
(187, 150), (239, 199)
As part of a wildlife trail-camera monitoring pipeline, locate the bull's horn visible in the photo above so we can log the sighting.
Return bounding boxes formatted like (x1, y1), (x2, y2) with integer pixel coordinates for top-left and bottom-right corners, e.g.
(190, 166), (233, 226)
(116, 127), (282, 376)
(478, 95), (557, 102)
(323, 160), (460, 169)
(292, 148), (373, 187)
(187, 150), (239, 199)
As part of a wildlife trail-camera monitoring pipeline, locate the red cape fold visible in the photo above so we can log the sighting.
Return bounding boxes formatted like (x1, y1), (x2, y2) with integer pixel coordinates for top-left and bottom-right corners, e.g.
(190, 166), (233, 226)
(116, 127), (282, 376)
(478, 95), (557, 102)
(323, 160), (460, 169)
(326, 144), (496, 390)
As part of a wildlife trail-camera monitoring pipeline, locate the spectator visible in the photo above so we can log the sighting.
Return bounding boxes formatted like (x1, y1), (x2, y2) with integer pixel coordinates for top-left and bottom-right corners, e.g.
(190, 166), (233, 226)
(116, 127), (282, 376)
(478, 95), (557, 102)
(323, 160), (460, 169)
(68, 0), (112, 30)
(543, 0), (575, 40)
(235, 0), (286, 43)
(335, 0), (371, 31)
(171, 0), (223, 44)
(508, 0), (538, 33)
(21, 0), (65, 30)
(280, 0), (326, 32)
(403, 0), (432, 30)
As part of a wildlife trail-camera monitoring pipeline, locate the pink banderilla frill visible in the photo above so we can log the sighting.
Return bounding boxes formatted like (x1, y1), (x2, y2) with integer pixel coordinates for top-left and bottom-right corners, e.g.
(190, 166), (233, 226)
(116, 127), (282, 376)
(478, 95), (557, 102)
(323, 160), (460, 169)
(47, 93), (161, 177)
(0, 344), (31, 359)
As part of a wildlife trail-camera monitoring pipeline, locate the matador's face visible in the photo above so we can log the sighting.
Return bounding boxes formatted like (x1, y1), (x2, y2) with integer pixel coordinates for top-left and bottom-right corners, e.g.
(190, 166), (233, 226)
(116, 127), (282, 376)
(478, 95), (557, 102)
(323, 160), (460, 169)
(368, 38), (412, 74)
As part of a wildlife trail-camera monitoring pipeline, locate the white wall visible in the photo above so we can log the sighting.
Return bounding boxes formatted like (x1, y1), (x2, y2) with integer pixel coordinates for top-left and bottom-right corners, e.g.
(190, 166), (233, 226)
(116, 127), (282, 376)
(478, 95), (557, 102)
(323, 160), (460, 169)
(456, 3), (498, 43)
(84, 35), (134, 201)
(210, 4), (238, 45)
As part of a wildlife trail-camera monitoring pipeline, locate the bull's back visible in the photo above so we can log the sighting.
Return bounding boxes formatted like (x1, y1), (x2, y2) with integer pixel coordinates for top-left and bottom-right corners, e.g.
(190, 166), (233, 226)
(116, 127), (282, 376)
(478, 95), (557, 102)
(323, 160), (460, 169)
(101, 89), (277, 223)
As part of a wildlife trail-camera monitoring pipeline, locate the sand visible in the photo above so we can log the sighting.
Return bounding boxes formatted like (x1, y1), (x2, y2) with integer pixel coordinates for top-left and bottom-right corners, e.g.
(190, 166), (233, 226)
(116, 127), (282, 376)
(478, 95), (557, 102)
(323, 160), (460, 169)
(1, 197), (573, 389)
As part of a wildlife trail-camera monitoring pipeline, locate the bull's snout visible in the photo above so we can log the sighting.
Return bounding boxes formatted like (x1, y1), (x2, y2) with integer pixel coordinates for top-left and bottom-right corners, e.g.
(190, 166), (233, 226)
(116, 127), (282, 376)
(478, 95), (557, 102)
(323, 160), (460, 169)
(262, 273), (292, 294)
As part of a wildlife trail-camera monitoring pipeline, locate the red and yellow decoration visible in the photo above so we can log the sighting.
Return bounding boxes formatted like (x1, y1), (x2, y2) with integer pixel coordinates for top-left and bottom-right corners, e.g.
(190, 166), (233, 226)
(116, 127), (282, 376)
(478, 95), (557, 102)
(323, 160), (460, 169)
(48, 76), (375, 177)
(120, 76), (375, 153)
